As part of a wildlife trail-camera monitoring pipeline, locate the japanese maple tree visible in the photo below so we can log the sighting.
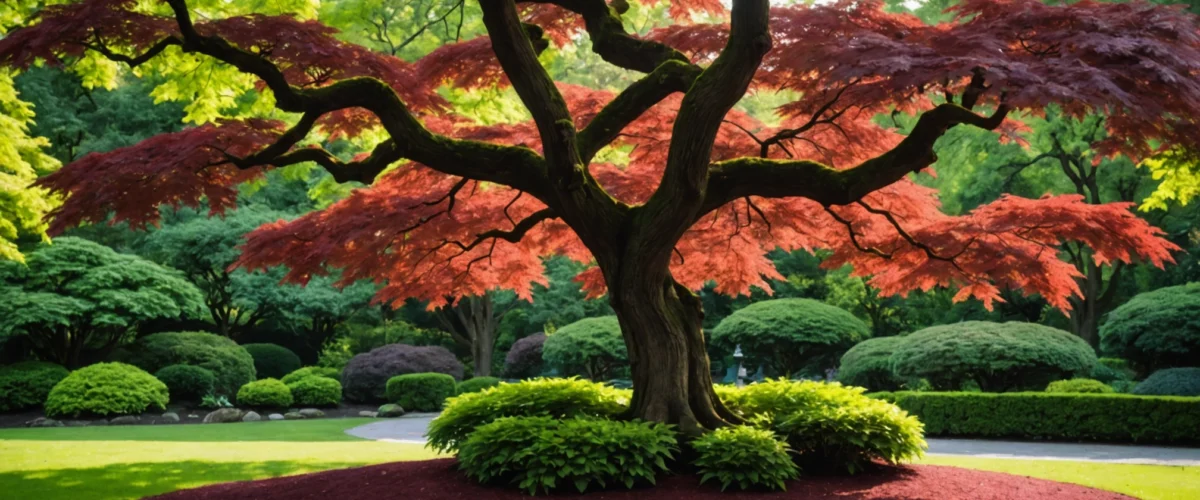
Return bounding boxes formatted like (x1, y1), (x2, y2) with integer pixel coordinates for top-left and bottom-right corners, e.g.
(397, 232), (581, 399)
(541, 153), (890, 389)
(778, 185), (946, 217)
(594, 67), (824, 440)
(4, 0), (1196, 433)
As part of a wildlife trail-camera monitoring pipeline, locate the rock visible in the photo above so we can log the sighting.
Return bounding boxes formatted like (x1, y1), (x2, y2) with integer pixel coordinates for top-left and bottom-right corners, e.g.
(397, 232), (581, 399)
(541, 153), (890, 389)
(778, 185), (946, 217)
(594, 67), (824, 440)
(109, 416), (140, 426)
(64, 420), (90, 427)
(358, 411), (378, 418)
(268, 413), (285, 421)
(161, 412), (180, 423)
(298, 408), (324, 419)
(29, 417), (63, 427)
(90, 419), (109, 426)
(377, 404), (405, 418)
(187, 414), (200, 419)
(283, 412), (305, 420)
(202, 408), (245, 423)
(242, 411), (262, 422)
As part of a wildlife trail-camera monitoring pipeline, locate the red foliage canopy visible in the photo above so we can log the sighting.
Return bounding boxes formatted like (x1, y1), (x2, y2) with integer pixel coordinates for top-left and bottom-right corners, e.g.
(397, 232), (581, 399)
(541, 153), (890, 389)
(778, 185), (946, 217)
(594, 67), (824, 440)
(8, 0), (1193, 311)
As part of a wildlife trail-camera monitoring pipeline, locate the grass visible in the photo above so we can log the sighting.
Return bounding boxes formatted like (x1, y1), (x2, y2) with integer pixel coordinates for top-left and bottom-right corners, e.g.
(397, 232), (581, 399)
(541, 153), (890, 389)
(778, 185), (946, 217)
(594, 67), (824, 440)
(920, 455), (1200, 500)
(0, 419), (442, 500)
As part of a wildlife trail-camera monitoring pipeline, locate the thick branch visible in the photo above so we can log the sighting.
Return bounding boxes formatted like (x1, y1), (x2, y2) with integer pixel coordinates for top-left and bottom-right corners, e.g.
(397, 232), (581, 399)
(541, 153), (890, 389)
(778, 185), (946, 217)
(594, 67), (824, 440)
(530, 0), (693, 73)
(576, 60), (702, 163)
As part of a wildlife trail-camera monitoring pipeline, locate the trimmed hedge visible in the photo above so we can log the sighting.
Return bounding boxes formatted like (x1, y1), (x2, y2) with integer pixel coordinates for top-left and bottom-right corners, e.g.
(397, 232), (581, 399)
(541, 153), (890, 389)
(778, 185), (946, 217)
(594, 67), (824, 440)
(1045, 378), (1113, 394)
(0, 361), (69, 412)
(712, 298), (870, 377)
(44, 362), (169, 417)
(385, 373), (457, 412)
(871, 391), (1200, 444)
(1133, 368), (1200, 397)
(288, 376), (342, 407)
(236, 378), (293, 408)
(121, 331), (255, 395)
(457, 376), (502, 395)
(242, 343), (302, 379)
(154, 364), (216, 401)
(280, 366), (341, 385)
(1100, 283), (1200, 372)
(341, 344), (463, 403)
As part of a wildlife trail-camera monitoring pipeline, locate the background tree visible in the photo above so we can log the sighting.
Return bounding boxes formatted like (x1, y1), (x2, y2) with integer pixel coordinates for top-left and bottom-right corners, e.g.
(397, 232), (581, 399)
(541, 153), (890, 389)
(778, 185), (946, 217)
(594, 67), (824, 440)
(710, 298), (870, 377)
(4, 0), (1194, 433)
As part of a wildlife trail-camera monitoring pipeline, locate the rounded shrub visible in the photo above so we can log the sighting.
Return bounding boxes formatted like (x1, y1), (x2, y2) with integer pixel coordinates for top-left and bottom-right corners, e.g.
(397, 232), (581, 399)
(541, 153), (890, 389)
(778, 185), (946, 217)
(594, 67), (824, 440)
(341, 344), (463, 403)
(836, 336), (907, 391)
(719, 379), (925, 474)
(280, 366), (341, 385)
(503, 333), (546, 378)
(459, 416), (676, 495)
(287, 376), (342, 407)
(0, 361), (69, 412)
(542, 317), (627, 381)
(154, 364), (215, 401)
(1101, 283), (1200, 373)
(712, 298), (871, 377)
(890, 321), (1096, 392)
(1132, 368), (1200, 397)
(692, 426), (798, 491)
(241, 343), (302, 379)
(428, 377), (630, 453)
(457, 376), (502, 395)
(121, 331), (255, 395)
(44, 362), (169, 418)
(236, 378), (293, 408)
(385, 373), (457, 412)
(1045, 378), (1114, 394)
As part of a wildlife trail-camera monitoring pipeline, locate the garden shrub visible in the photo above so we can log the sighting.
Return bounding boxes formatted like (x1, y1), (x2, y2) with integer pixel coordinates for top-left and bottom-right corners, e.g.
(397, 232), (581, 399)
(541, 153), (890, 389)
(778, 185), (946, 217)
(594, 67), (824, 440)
(542, 317), (627, 381)
(427, 377), (630, 453)
(1045, 378), (1113, 394)
(154, 364), (215, 401)
(241, 343), (302, 379)
(121, 331), (255, 395)
(44, 362), (168, 417)
(692, 425), (798, 491)
(385, 373), (456, 411)
(836, 336), (907, 391)
(458, 416), (676, 494)
(713, 299), (871, 378)
(890, 321), (1096, 391)
(503, 333), (546, 378)
(341, 344), (463, 403)
(1110, 380), (1138, 393)
(236, 378), (293, 408)
(0, 361), (69, 412)
(280, 366), (341, 385)
(288, 376), (342, 407)
(457, 376), (502, 394)
(1132, 368), (1200, 397)
(719, 379), (925, 473)
(873, 391), (1200, 444)
(1100, 283), (1200, 373)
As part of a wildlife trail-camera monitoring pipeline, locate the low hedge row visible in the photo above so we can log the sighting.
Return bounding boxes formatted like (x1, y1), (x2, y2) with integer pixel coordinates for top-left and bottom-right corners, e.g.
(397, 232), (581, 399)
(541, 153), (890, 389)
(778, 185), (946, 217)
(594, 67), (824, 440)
(871, 391), (1200, 444)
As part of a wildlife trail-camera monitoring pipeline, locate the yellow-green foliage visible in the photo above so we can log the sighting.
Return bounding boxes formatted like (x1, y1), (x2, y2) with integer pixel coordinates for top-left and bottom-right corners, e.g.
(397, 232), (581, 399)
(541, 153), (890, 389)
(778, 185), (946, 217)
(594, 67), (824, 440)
(692, 425), (798, 491)
(44, 363), (168, 418)
(1045, 379), (1114, 394)
(0, 69), (59, 262)
(287, 376), (342, 407)
(236, 378), (293, 408)
(280, 366), (341, 385)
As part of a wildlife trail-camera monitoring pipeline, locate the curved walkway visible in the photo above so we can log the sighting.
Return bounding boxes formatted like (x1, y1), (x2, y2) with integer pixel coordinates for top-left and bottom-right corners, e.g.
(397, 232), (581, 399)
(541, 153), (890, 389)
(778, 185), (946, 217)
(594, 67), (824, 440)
(346, 414), (1200, 466)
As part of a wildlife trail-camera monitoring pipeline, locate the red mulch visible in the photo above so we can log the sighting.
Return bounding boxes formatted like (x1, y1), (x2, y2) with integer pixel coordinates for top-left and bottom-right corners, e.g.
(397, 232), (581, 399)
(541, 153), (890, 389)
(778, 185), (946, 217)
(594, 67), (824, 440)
(148, 458), (1132, 500)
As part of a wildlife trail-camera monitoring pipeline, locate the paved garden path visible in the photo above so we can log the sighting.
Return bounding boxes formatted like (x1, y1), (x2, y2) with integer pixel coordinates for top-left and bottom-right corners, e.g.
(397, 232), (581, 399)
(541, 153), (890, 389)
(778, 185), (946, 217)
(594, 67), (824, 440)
(346, 414), (1200, 466)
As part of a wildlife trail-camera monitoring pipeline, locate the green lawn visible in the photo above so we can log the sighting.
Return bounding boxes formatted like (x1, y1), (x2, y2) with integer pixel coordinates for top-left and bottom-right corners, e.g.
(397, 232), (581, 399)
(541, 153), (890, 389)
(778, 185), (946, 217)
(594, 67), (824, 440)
(919, 455), (1200, 500)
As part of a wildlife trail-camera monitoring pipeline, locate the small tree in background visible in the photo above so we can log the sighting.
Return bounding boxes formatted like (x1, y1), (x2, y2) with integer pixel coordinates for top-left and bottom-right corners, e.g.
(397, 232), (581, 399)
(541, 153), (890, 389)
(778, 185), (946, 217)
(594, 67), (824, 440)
(711, 298), (871, 377)
(543, 317), (627, 381)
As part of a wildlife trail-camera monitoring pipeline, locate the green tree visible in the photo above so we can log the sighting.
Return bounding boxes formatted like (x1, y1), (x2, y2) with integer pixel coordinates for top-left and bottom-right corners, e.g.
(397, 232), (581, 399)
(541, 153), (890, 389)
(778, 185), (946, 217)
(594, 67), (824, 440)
(0, 69), (58, 263)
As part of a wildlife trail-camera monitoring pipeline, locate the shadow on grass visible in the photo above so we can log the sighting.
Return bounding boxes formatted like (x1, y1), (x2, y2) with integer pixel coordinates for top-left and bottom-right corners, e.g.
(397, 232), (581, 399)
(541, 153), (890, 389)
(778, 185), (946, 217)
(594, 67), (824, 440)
(0, 460), (371, 500)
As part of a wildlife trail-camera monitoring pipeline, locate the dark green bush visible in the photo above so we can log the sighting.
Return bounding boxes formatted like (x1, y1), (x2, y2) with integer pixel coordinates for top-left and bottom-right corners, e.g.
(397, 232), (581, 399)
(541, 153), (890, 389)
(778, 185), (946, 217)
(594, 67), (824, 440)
(1110, 380), (1138, 393)
(385, 373), (456, 412)
(890, 321), (1096, 391)
(503, 333), (546, 378)
(836, 336), (907, 391)
(241, 343), (302, 379)
(0, 361), (69, 412)
(427, 377), (630, 454)
(457, 376), (502, 395)
(236, 378), (293, 408)
(1132, 368), (1200, 397)
(1100, 283), (1200, 373)
(121, 331), (255, 395)
(458, 416), (676, 495)
(1045, 378), (1113, 394)
(44, 362), (169, 417)
(287, 376), (342, 407)
(280, 366), (341, 385)
(154, 364), (215, 401)
(720, 379), (925, 474)
(341, 344), (463, 403)
(712, 299), (870, 377)
(542, 317), (627, 381)
(692, 425), (798, 491)
(872, 391), (1200, 444)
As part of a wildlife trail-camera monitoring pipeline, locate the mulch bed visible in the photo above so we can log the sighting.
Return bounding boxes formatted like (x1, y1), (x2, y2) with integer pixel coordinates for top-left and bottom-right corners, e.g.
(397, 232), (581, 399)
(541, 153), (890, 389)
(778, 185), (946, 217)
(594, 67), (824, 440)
(148, 458), (1131, 500)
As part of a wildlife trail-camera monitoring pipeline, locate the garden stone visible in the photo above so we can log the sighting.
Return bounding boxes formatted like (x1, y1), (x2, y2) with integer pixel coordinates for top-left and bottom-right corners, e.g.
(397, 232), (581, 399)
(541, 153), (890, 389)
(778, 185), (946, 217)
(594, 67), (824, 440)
(202, 408), (245, 423)
(358, 411), (378, 418)
(268, 413), (284, 421)
(29, 417), (63, 427)
(187, 414), (199, 419)
(64, 420), (90, 427)
(90, 419), (108, 426)
(298, 408), (324, 418)
(283, 411), (305, 420)
(242, 411), (262, 422)
(110, 416), (140, 425)
(161, 412), (180, 423)
(377, 404), (405, 417)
